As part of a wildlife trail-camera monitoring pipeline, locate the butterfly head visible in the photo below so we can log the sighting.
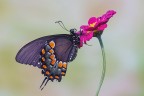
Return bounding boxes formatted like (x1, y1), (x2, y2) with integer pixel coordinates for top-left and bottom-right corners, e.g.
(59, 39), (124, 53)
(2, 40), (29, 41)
(70, 28), (77, 35)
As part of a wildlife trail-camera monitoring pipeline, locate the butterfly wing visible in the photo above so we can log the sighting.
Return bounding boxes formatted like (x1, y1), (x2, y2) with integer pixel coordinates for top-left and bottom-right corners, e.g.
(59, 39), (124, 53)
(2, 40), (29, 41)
(16, 34), (79, 89)
(16, 34), (78, 68)
(15, 34), (76, 68)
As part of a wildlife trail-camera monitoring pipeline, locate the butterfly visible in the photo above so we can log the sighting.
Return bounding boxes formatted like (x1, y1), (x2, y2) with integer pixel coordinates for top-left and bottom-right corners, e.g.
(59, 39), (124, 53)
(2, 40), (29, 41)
(15, 24), (81, 90)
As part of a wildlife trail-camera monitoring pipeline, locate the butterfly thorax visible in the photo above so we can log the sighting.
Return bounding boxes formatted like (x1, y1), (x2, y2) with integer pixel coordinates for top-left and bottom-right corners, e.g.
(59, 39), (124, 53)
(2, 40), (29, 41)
(69, 29), (80, 46)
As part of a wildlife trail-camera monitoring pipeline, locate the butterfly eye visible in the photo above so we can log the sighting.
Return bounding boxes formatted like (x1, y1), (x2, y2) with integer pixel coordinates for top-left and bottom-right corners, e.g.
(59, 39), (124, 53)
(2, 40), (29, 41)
(70, 29), (74, 33)
(70, 28), (77, 34)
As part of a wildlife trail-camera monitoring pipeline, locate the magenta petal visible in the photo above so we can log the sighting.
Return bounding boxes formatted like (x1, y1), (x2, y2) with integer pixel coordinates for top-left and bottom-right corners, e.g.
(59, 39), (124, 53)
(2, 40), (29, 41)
(76, 31), (81, 35)
(77, 30), (93, 47)
(80, 25), (89, 29)
(97, 24), (107, 31)
(88, 17), (97, 25)
(86, 27), (95, 31)
(83, 32), (93, 43)
(80, 25), (90, 31)
(79, 36), (84, 47)
(106, 10), (116, 17)
(103, 10), (116, 21)
(86, 32), (93, 40)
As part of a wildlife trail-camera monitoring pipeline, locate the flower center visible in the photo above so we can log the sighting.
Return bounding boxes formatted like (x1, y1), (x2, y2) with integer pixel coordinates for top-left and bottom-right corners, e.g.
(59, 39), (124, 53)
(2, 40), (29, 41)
(90, 22), (96, 27)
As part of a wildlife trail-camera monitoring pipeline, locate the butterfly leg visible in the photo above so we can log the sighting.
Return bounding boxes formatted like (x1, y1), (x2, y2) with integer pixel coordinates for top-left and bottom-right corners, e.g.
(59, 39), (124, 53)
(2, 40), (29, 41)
(40, 77), (47, 90)
(41, 78), (49, 90)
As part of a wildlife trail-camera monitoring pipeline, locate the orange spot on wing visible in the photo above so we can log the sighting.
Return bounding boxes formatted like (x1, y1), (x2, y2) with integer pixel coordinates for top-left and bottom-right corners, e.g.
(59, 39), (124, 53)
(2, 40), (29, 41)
(49, 76), (53, 79)
(42, 57), (45, 62)
(41, 49), (45, 55)
(58, 61), (63, 68)
(49, 41), (55, 49)
(46, 71), (50, 75)
(42, 65), (47, 69)
(61, 72), (65, 76)
(55, 76), (59, 79)
(49, 49), (54, 53)
(63, 62), (67, 69)
(51, 59), (56, 65)
(50, 54), (55, 60)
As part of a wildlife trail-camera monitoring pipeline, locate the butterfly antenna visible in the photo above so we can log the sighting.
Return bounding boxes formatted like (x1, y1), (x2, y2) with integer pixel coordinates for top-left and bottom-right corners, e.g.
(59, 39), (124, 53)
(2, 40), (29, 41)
(55, 21), (69, 32)
(96, 36), (106, 96)
(40, 77), (47, 90)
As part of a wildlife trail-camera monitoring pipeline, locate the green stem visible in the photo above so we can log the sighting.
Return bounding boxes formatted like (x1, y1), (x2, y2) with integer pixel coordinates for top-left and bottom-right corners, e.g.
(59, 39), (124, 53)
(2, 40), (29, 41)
(96, 36), (106, 96)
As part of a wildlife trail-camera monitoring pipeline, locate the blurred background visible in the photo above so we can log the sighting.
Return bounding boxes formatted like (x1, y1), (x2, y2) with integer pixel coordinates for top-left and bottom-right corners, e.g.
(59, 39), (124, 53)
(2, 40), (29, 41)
(0, 0), (144, 96)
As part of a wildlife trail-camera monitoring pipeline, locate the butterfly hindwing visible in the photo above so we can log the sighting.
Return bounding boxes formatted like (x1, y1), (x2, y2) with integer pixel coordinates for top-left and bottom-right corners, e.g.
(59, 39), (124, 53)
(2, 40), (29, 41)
(40, 35), (79, 80)
(39, 34), (79, 89)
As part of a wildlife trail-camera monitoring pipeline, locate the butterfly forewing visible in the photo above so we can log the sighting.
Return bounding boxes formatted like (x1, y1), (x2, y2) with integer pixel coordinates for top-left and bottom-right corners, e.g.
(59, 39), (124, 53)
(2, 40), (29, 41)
(16, 36), (51, 68)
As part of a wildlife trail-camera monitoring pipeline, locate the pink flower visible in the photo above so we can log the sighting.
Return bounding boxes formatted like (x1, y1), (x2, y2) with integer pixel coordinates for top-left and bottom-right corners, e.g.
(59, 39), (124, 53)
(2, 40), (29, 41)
(82, 10), (116, 32)
(76, 30), (93, 47)
(76, 10), (116, 47)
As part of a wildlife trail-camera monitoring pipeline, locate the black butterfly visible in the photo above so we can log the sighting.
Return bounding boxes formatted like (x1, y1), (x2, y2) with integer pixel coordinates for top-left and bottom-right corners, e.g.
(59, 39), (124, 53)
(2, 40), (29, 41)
(15, 28), (80, 90)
